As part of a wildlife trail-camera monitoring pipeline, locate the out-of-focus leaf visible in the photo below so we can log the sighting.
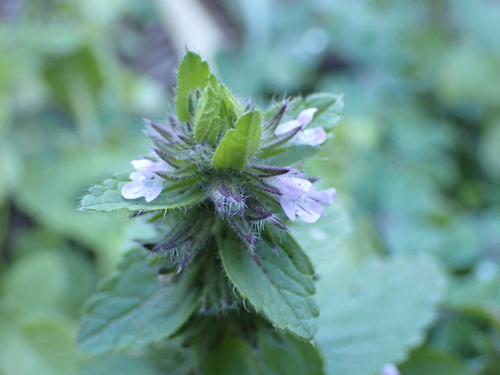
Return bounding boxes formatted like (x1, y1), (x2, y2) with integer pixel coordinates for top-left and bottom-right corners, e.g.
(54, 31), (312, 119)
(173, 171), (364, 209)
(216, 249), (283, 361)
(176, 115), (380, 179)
(447, 261), (500, 314)
(436, 42), (500, 106)
(287, 93), (344, 131)
(0, 314), (81, 375)
(316, 254), (446, 375)
(78, 249), (202, 354)
(76, 354), (165, 375)
(399, 348), (473, 375)
(44, 45), (103, 110)
(479, 118), (500, 181)
(2, 249), (96, 318)
(291, 203), (352, 263)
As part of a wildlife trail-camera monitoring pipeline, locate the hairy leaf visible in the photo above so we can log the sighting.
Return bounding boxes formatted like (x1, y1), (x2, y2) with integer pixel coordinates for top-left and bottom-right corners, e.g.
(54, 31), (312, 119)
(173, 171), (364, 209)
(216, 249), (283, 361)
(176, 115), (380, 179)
(218, 231), (318, 339)
(175, 51), (211, 123)
(78, 249), (202, 354)
(193, 84), (223, 145)
(212, 110), (262, 170)
(80, 172), (204, 212)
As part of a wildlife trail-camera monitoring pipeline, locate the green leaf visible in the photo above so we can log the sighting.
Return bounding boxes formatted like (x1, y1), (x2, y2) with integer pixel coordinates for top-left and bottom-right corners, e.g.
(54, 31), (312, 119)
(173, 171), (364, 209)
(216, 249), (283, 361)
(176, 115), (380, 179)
(0, 315), (81, 375)
(264, 144), (322, 167)
(202, 328), (324, 375)
(76, 354), (165, 375)
(175, 51), (211, 123)
(202, 332), (261, 375)
(80, 172), (204, 212)
(258, 331), (325, 375)
(212, 110), (262, 170)
(290, 203), (352, 264)
(269, 93), (343, 132)
(193, 84), (223, 145)
(219, 82), (244, 116)
(398, 349), (473, 375)
(315, 255), (446, 375)
(218, 231), (318, 339)
(44, 45), (103, 112)
(78, 249), (202, 354)
(3, 249), (96, 318)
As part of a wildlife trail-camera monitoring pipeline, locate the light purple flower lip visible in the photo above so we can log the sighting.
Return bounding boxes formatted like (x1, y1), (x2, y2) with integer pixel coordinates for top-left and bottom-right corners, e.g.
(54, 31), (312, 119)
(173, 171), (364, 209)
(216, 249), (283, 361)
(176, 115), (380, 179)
(271, 175), (336, 223)
(274, 107), (326, 147)
(121, 159), (166, 202)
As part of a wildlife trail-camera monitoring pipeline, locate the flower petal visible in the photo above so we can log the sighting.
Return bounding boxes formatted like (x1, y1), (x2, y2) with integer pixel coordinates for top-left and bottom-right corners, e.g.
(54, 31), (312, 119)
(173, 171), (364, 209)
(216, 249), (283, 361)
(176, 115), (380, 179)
(275, 176), (312, 198)
(121, 181), (148, 200)
(279, 197), (297, 221)
(131, 159), (157, 178)
(295, 198), (323, 223)
(274, 107), (317, 135)
(274, 119), (300, 135)
(296, 107), (317, 127)
(144, 178), (164, 202)
(293, 127), (326, 146)
(308, 187), (336, 205)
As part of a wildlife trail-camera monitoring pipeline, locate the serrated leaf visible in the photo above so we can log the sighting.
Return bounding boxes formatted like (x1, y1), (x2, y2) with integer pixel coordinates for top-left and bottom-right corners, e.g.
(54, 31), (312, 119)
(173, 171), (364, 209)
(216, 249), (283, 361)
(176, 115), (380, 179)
(175, 51), (211, 123)
(212, 110), (262, 170)
(315, 255), (446, 375)
(193, 84), (223, 145)
(218, 231), (318, 339)
(78, 249), (202, 354)
(80, 172), (204, 212)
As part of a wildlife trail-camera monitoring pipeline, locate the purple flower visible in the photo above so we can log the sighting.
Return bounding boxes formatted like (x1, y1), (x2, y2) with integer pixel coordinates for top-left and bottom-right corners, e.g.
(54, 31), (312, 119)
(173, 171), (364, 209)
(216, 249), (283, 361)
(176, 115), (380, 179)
(274, 108), (326, 146)
(121, 159), (166, 202)
(272, 176), (336, 223)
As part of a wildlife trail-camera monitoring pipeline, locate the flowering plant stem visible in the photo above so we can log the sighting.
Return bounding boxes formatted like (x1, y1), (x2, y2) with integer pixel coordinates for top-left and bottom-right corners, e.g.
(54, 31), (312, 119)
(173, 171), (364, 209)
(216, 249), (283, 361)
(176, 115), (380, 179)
(78, 51), (343, 373)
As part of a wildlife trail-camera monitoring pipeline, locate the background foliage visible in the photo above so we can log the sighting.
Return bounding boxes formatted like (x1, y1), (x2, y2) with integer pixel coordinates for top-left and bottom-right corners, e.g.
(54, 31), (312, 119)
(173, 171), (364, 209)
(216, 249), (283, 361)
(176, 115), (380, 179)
(0, 0), (499, 374)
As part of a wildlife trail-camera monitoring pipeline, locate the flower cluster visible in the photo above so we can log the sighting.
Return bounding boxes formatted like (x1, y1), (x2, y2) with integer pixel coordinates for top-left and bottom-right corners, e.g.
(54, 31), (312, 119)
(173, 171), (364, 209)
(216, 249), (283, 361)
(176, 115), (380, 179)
(116, 52), (340, 265)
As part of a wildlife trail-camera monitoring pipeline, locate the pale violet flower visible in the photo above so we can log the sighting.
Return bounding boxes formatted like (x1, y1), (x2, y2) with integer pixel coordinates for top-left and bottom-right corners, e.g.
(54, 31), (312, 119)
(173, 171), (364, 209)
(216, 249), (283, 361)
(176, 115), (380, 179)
(274, 107), (326, 146)
(381, 364), (400, 375)
(272, 176), (336, 223)
(121, 159), (165, 202)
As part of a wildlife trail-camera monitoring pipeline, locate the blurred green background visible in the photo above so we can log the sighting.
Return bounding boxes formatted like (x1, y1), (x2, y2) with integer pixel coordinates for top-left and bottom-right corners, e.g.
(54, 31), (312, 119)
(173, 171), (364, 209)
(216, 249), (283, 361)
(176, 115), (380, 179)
(0, 0), (499, 374)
